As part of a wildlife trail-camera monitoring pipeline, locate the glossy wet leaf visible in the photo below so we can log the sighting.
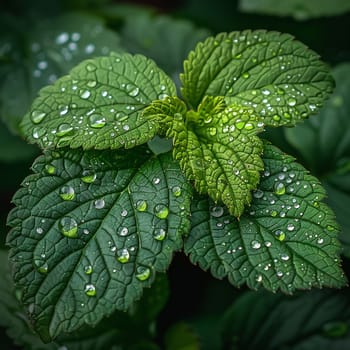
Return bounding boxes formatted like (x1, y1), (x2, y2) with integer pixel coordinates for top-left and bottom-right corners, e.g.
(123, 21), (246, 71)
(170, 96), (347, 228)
(185, 142), (346, 293)
(221, 289), (350, 350)
(285, 63), (350, 256)
(181, 30), (334, 126)
(143, 96), (264, 217)
(121, 12), (210, 78)
(20, 52), (175, 150)
(6, 148), (192, 341)
(0, 13), (122, 134)
(239, 0), (350, 20)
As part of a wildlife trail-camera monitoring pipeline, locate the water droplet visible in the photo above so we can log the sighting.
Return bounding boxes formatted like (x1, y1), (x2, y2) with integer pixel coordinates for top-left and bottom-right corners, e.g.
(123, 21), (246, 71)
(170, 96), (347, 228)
(153, 177), (161, 185)
(116, 248), (130, 263)
(126, 84), (139, 97)
(256, 275), (263, 282)
(276, 271), (284, 277)
(209, 127), (217, 136)
(251, 240), (261, 249)
(89, 114), (106, 128)
(36, 227), (43, 234)
(317, 238), (324, 244)
(242, 72), (250, 79)
(81, 170), (97, 183)
(235, 121), (245, 129)
(94, 199), (105, 209)
(59, 185), (75, 201)
(171, 186), (182, 197)
(287, 98), (297, 106)
(281, 254), (290, 261)
(136, 266), (151, 281)
(34, 260), (48, 274)
(84, 283), (96, 296)
(135, 200), (147, 212)
(274, 182), (286, 195)
(271, 210), (278, 217)
(287, 223), (295, 231)
(154, 204), (169, 219)
(119, 227), (129, 236)
(85, 44), (95, 54)
(80, 90), (91, 99)
(253, 189), (264, 199)
(274, 230), (286, 241)
(56, 32), (69, 45)
(84, 265), (93, 274)
(32, 127), (45, 139)
(87, 80), (97, 88)
(31, 110), (46, 124)
(210, 206), (224, 218)
(244, 123), (254, 130)
(59, 217), (78, 238)
(56, 123), (73, 137)
(86, 63), (97, 72)
(45, 164), (56, 174)
(121, 209), (128, 217)
(153, 228), (166, 241)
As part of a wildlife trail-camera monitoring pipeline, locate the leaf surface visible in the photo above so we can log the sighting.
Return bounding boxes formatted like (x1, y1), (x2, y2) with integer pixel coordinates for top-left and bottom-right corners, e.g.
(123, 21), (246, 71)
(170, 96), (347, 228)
(143, 96), (264, 217)
(181, 30), (334, 126)
(7, 148), (191, 340)
(185, 142), (346, 293)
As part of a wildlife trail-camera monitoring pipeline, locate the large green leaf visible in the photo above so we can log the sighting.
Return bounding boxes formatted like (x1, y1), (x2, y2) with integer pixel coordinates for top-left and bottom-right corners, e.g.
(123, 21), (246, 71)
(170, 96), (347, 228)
(120, 12), (210, 79)
(239, 0), (350, 20)
(180, 30), (334, 127)
(6, 148), (192, 341)
(285, 63), (350, 256)
(20, 52), (176, 150)
(0, 13), (122, 134)
(185, 142), (346, 293)
(143, 96), (264, 217)
(221, 289), (350, 349)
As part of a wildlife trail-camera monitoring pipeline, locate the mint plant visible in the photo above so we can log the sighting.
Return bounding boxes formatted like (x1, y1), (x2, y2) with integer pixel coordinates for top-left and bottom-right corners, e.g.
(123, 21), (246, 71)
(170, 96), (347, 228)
(6, 29), (346, 342)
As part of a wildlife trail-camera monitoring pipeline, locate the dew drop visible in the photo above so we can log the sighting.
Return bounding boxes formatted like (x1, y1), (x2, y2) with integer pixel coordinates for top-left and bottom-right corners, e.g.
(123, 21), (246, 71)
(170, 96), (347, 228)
(31, 110), (46, 124)
(287, 98), (297, 106)
(89, 114), (106, 128)
(242, 72), (250, 79)
(153, 228), (166, 241)
(274, 182), (286, 195)
(116, 248), (130, 263)
(45, 164), (56, 174)
(59, 185), (75, 201)
(119, 227), (129, 236)
(84, 265), (93, 274)
(209, 127), (217, 136)
(135, 200), (147, 212)
(84, 283), (96, 296)
(94, 199), (105, 209)
(80, 90), (91, 99)
(121, 209), (128, 217)
(59, 217), (78, 238)
(253, 189), (264, 199)
(56, 123), (73, 137)
(81, 170), (97, 183)
(86, 63), (97, 72)
(171, 186), (182, 197)
(34, 260), (48, 274)
(32, 127), (45, 139)
(256, 275), (263, 282)
(251, 240), (261, 249)
(154, 204), (169, 219)
(210, 206), (224, 218)
(317, 238), (324, 244)
(287, 223), (295, 231)
(126, 84), (139, 97)
(277, 271), (284, 277)
(281, 253), (290, 261)
(153, 177), (161, 185)
(274, 229), (286, 242)
(136, 266), (151, 281)
(87, 80), (97, 88)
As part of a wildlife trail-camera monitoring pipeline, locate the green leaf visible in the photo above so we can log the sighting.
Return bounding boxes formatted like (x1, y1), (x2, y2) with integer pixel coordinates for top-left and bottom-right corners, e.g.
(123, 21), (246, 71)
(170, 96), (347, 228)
(120, 12), (211, 77)
(221, 289), (350, 350)
(6, 147), (192, 341)
(185, 142), (346, 293)
(180, 30), (334, 126)
(239, 0), (350, 21)
(284, 63), (350, 256)
(0, 13), (122, 134)
(164, 322), (200, 350)
(143, 96), (264, 217)
(20, 52), (176, 150)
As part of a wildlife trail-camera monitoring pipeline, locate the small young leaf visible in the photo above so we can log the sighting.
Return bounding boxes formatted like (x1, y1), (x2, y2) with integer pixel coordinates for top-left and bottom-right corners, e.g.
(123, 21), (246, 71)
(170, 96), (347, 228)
(7, 147), (192, 341)
(181, 30), (334, 126)
(143, 96), (264, 217)
(20, 52), (176, 150)
(185, 142), (346, 293)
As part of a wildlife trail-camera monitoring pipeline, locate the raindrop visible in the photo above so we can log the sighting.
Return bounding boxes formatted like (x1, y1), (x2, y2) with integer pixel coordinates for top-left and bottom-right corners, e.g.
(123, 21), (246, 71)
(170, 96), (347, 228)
(253, 189), (264, 199)
(59, 185), (75, 201)
(86, 63), (97, 72)
(256, 275), (263, 282)
(277, 271), (284, 277)
(135, 200), (147, 212)
(84, 265), (93, 274)
(287, 223), (295, 231)
(153, 177), (161, 185)
(34, 260), (48, 274)
(121, 209), (128, 217)
(123, 124), (130, 131)
(36, 227), (44, 234)
(154, 204), (169, 219)
(56, 123), (73, 137)
(45, 164), (56, 174)
(171, 186), (182, 197)
(59, 217), (78, 238)
(209, 127), (217, 136)
(153, 228), (166, 241)
(80, 90), (91, 99)
(287, 98), (297, 106)
(126, 84), (140, 97)
(242, 72), (250, 79)
(84, 283), (96, 297)
(94, 199), (105, 209)
(251, 240), (261, 249)
(317, 238), (324, 244)
(32, 127), (45, 139)
(274, 182), (286, 195)
(81, 170), (97, 183)
(119, 227), (129, 236)
(136, 266), (151, 281)
(89, 114), (106, 128)
(31, 110), (46, 124)
(281, 254), (290, 261)
(116, 248), (130, 263)
(87, 80), (97, 88)
(274, 229), (286, 242)
(210, 206), (224, 218)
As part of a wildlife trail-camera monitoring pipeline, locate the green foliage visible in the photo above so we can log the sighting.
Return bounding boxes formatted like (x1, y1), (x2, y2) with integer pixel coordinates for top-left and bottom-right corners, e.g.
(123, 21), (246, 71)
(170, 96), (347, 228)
(3, 11), (347, 347)
(239, 0), (350, 21)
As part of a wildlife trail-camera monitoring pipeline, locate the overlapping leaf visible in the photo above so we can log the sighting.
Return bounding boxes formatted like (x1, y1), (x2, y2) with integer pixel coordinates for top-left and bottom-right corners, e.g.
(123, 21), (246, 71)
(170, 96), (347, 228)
(181, 30), (334, 126)
(143, 96), (264, 217)
(20, 52), (176, 150)
(185, 142), (346, 293)
(6, 147), (192, 341)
